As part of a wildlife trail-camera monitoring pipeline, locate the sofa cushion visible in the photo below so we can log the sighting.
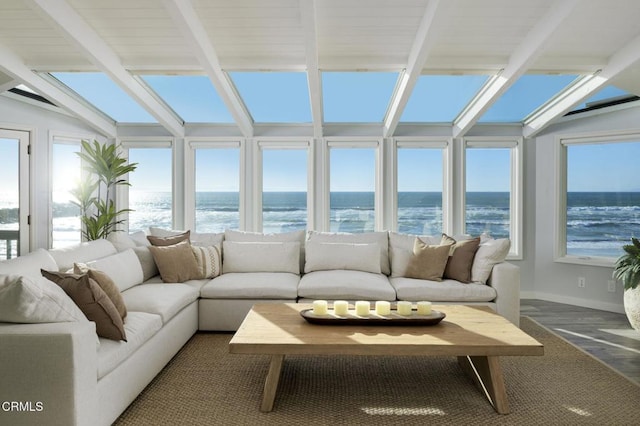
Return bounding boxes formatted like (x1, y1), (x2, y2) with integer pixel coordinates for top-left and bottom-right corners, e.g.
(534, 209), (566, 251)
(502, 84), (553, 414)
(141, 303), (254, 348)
(121, 283), (199, 323)
(132, 246), (159, 281)
(41, 270), (127, 341)
(74, 264), (127, 320)
(191, 245), (221, 279)
(0, 248), (58, 280)
(148, 241), (201, 283)
(87, 249), (144, 292)
(472, 238), (511, 284)
(225, 229), (305, 272)
(0, 274), (88, 324)
(200, 272), (299, 299)
(304, 241), (381, 274)
(49, 239), (117, 272)
(405, 238), (453, 281)
(97, 311), (163, 379)
(389, 232), (441, 277)
(298, 270), (396, 300)
(148, 227), (224, 247)
(389, 277), (497, 302)
(222, 241), (300, 274)
(442, 234), (481, 283)
(307, 231), (390, 275)
(147, 230), (190, 246)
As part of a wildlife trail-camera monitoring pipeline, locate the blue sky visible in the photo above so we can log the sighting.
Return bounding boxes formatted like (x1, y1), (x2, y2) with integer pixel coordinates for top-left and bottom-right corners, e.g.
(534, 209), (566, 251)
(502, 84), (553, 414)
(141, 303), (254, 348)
(8, 72), (638, 194)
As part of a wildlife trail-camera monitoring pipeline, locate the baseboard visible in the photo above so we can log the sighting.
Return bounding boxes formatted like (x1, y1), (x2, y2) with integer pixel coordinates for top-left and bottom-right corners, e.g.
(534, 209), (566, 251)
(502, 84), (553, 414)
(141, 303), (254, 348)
(520, 291), (625, 314)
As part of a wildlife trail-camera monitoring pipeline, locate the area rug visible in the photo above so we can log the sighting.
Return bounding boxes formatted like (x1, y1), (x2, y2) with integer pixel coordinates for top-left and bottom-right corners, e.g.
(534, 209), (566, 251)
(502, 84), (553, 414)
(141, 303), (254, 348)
(115, 317), (640, 425)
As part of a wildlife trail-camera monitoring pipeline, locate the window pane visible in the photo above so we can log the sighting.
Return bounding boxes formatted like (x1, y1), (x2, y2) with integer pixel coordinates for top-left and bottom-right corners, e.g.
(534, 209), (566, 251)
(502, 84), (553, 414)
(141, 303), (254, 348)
(566, 141), (640, 258)
(330, 148), (375, 232)
(322, 72), (398, 122)
(262, 149), (307, 233)
(229, 72), (311, 122)
(0, 138), (19, 259)
(401, 75), (487, 122)
(52, 142), (81, 248)
(51, 72), (156, 122)
(570, 85), (631, 112)
(465, 148), (510, 238)
(141, 75), (234, 123)
(195, 148), (240, 232)
(479, 74), (579, 122)
(128, 148), (172, 232)
(397, 148), (443, 234)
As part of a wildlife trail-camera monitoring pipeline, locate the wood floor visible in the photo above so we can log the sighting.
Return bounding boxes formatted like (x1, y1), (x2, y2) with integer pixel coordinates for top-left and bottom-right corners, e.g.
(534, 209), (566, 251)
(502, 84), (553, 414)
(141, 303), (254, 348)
(521, 299), (640, 384)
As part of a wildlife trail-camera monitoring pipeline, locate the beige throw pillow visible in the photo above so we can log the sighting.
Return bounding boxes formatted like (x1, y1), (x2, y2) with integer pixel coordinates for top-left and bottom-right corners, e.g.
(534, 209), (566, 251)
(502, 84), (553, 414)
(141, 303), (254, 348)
(74, 263), (127, 319)
(41, 269), (127, 341)
(191, 245), (221, 279)
(146, 230), (190, 247)
(441, 234), (481, 283)
(404, 238), (453, 281)
(148, 240), (200, 283)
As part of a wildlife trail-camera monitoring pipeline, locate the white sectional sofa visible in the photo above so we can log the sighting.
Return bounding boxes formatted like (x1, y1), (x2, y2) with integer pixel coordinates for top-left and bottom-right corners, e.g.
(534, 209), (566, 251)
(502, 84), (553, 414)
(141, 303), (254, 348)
(0, 229), (518, 426)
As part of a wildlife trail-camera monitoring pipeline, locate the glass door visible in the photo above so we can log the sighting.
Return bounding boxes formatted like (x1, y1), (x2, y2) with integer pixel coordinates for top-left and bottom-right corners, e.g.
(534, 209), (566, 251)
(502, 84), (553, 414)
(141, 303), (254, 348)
(0, 129), (29, 259)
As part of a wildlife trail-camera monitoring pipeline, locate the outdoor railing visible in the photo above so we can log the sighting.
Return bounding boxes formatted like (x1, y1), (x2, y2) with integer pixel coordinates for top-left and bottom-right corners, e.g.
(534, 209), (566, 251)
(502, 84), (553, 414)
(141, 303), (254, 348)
(0, 229), (20, 260)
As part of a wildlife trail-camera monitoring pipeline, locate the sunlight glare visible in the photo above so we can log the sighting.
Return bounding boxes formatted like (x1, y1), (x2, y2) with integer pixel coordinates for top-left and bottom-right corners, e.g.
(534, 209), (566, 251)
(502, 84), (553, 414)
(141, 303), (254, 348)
(361, 406), (446, 416)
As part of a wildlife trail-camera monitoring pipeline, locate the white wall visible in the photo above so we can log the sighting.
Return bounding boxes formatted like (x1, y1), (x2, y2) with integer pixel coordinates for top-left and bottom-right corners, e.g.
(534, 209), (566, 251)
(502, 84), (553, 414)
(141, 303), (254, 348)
(529, 104), (640, 313)
(0, 95), (107, 250)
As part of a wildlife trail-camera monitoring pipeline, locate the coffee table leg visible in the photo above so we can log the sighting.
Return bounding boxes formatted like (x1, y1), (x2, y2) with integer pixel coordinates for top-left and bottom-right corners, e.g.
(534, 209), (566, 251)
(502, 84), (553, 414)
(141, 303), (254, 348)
(458, 355), (510, 414)
(261, 354), (285, 412)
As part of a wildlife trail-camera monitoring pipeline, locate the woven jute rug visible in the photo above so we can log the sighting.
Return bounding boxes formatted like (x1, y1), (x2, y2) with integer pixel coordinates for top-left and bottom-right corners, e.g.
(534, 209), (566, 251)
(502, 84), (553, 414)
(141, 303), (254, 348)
(115, 317), (640, 425)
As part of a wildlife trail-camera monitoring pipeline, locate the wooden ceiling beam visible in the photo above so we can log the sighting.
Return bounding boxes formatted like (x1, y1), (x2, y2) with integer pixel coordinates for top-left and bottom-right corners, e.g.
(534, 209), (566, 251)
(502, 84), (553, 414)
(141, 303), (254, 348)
(452, 0), (581, 138)
(26, 0), (185, 138)
(163, 0), (254, 138)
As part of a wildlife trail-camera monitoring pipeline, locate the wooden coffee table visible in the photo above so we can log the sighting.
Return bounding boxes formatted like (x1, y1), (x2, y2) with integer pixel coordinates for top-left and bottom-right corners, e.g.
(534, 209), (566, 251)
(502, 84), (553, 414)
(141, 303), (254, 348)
(229, 303), (543, 414)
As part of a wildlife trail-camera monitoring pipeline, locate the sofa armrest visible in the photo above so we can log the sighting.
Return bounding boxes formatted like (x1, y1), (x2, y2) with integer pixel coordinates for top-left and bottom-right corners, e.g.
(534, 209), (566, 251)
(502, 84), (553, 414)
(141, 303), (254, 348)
(0, 321), (97, 426)
(486, 262), (520, 326)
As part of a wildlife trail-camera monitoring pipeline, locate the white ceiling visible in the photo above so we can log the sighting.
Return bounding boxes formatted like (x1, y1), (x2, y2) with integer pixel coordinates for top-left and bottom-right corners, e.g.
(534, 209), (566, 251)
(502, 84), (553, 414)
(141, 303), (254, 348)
(0, 0), (639, 138)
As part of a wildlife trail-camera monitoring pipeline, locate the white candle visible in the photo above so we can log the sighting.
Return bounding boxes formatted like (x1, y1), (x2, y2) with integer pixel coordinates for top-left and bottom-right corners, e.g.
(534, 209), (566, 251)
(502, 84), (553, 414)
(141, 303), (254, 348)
(355, 300), (370, 316)
(397, 301), (413, 316)
(375, 300), (391, 316)
(417, 301), (432, 315)
(333, 300), (349, 316)
(312, 300), (328, 315)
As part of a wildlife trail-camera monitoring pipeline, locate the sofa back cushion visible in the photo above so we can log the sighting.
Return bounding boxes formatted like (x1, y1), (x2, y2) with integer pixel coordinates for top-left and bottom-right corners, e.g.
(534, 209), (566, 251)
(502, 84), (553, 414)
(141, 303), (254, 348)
(307, 231), (390, 275)
(49, 239), (117, 272)
(0, 248), (58, 280)
(148, 227), (224, 247)
(86, 249), (144, 292)
(225, 229), (305, 273)
(304, 241), (381, 274)
(222, 241), (300, 274)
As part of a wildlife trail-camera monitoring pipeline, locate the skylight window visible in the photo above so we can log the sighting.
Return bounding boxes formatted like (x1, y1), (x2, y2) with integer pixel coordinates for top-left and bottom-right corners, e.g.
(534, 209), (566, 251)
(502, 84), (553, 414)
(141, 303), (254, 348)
(141, 75), (233, 123)
(51, 72), (156, 123)
(401, 75), (488, 122)
(228, 72), (311, 123)
(570, 84), (632, 111)
(322, 72), (399, 122)
(479, 74), (579, 122)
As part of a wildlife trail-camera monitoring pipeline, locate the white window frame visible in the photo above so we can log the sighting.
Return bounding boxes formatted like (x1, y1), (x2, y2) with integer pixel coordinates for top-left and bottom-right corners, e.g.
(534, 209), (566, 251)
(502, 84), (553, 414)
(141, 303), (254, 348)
(555, 130), (640, 267)
(184, 137), (245, 231)
(463, 137), (523, 259)
(392, 137), (453, 235)
(48, 131), (93, 247)
(253, 137), (314, 232)
(117, 137), (175, 232)
(323, 137), (383, 231)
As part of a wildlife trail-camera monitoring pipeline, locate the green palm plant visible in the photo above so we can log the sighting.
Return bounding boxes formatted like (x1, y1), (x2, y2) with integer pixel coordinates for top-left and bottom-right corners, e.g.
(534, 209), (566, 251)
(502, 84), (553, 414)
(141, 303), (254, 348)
(70, 140), (137, 241)
(613, 237), (640, 290)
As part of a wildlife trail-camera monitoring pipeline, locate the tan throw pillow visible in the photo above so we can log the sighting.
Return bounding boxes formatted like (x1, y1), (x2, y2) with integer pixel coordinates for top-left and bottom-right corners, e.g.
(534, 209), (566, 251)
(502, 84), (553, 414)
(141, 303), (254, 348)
(74, 263), (127, 319)
(146, 230), (190, 247)
(441, 234), (481, 283)
(404, 238), (453, 281)
(41, 269), (127, 341)
(191, 245), (221, 279)
(148, 240), (200, 283)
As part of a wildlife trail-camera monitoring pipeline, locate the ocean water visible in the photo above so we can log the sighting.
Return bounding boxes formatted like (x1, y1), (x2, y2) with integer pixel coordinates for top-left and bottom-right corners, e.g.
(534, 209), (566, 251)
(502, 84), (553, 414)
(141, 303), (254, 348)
(1, 192), (638, 259)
